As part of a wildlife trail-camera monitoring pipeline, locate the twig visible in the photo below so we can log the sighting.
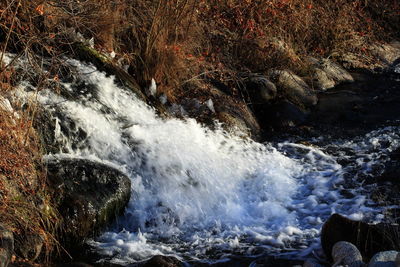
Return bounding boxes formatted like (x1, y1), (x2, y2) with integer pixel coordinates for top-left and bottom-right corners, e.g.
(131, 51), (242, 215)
(0, 0), (21, 70)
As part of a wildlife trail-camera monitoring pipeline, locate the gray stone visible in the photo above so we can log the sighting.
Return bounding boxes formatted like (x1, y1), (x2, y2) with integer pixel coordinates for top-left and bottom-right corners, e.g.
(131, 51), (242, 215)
(370, 42), (400, 67)
(332, 241), (364, 267)
(46, 158), (131, 248)
(321, 214), (400, 261)
(270, 70), (318, 108)
(0, 225), (14, 267)
(309, 58), (354, 91)
(368, 251), (399, 267)
(208, 87), (261, 139)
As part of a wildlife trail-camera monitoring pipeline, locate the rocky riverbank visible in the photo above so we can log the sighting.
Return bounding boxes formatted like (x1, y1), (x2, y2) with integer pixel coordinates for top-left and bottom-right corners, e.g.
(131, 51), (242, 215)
(0, 40), (398, 266)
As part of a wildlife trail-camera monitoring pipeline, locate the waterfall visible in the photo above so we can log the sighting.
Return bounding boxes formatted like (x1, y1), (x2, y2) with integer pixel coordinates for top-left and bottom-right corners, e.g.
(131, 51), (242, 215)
(8, 57), (400, 264)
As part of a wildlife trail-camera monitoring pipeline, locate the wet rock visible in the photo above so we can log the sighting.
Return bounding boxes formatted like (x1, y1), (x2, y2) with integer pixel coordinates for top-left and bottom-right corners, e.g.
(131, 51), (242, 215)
(332, 241), (364, 267)
(14, 232), (43, 262)
(321, 214), (400, 261)
(34, 105), (91, 155)
(172, 82), (261, 139)
(242, 74), (277, 103)
(302, 258), (326, 267)
(211, 89), (261, 139)
(368, 251), (399, 267)
(0, 225), (14, 267)
(378, 148), (400, 184)
(270, 70), (318, 108)
(308, 58), (354, 91)
(396, 253), (400, 266)
(268, 100), (308, 128)
(304, 70), (400, 138)
(143, 255), (183, 267)
(46, 158), (131, 249)
(72, 43), (147, 102)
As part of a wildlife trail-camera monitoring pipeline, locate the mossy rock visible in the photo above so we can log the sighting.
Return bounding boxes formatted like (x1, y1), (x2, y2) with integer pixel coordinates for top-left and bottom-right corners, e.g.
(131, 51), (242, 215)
(46, 158), (131, 250)
(71, 42), (147, 102)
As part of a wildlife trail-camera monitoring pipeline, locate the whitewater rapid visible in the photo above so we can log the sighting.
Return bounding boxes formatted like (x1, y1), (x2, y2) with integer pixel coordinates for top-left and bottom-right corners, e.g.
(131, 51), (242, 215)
(7, 57), (400, 264)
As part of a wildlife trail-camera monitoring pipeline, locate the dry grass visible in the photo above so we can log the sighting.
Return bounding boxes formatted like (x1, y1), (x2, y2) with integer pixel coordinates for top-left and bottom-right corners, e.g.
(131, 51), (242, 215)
(0, 101), (59, 262)
(2, 0), (397, 99)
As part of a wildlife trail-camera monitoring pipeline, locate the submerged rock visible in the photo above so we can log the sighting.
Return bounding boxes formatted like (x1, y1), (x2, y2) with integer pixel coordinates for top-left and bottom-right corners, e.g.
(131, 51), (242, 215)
(46, 158), (131, 248)
(0, 225), (14, 267)
(321, 214), (400, 261)
(368, 251), (399, 267)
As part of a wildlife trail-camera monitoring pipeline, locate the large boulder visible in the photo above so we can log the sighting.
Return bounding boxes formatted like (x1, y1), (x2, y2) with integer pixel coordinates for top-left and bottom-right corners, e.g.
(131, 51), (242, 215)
(269, 70), (318, 108)
(242, 74), (277, 104)
(177, 83), (261, 139)
(321, 214), (400, 261)
(0, 225), (14, 267)
(46, 158), (131, 248)
(308, 58), (354, 91)
(369, 41), (400, 67)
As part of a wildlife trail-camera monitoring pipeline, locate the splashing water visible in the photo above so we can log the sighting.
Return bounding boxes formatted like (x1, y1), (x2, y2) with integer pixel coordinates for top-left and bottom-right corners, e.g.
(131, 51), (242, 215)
(8, 57), (400, 264)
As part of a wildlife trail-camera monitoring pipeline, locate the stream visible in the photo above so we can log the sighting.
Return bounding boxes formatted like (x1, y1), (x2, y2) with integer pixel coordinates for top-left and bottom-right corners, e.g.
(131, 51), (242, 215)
(6, 56), (400, 265)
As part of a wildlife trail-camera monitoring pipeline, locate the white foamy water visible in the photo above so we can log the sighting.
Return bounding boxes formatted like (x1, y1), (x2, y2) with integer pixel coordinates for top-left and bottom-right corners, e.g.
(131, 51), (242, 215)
(6, 57), (400, 265)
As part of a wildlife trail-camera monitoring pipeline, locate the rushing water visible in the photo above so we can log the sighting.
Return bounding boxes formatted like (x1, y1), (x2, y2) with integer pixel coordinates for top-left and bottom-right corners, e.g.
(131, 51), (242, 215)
(6, 56), (400, 265)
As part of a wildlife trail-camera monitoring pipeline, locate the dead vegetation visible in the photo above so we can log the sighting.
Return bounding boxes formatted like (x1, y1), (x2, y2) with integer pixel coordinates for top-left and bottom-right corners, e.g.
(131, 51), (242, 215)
(0, 99), (59, 262)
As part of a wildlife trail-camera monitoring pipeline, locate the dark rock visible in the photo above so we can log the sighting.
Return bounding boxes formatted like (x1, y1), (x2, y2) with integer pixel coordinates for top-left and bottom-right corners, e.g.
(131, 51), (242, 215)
(0, 224), (14, 267)
(303, 70), (400, 139)
(268, 100), (308, 128)
(242, 74), (277, 103)
(71, 43), (170, 117)
(34, 107), (90, 154)
(321, 214), (400, 261)
(378, 148), (400, 184)
(71, 43), (146, 102)
(46, 158), (131, 249)
(143, 255), (183, 267)
(302, 258), (326, 267)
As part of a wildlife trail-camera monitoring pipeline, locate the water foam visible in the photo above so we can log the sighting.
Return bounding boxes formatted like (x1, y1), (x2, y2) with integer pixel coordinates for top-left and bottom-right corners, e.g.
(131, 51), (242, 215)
(8, 58), (400, 264)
